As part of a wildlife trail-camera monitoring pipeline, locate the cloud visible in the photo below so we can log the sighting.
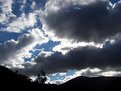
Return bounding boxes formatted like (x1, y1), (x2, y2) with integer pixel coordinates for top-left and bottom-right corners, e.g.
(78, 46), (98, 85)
(53, 40), (102, 54)
(0, 0), (39, 33)
(0, 0), (15, 23)
(17, 38), (121, 75)
(49, 68), (101, 84)
(49, 68), (121, 84)
(0, 28), (48, 68)
(5, 13), (37, 32)
(41, 0), (121, 42)
(98, 71), (121, 76)
(1, 0), (121, 81)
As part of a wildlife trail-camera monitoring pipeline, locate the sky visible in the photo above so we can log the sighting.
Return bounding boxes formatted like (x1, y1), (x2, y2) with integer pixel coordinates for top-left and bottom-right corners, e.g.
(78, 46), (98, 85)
(0, 0), (121, 84)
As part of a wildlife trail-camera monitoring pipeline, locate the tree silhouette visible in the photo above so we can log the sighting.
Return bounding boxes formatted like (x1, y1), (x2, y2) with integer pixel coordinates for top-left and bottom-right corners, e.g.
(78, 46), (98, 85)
(15, 70), (19, 74)
(35, 70), (47, 84)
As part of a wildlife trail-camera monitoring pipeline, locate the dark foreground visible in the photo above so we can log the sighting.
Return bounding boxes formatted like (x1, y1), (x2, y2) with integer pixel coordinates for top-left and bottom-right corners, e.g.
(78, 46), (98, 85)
(0, 66), (121, 91)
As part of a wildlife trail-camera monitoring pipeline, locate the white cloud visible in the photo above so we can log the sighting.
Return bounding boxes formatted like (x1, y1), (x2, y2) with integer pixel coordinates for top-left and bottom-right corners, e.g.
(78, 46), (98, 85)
(0, 0), (40, 32)
(29, 76), (37, 81)
(39, 51), (54, 57)
(5, 13), (37, 32)
(98, 71), (121, 76)
(59, 72), (67, 76)
(51, 72), (67, 76)
(53, 40), (102, 54)
(0, 0), (13, 13)
(78, 68), (102, 77)
(31, 1), (36, 10)
(0, 0), (15, 23)
(0, 13), (7, 23)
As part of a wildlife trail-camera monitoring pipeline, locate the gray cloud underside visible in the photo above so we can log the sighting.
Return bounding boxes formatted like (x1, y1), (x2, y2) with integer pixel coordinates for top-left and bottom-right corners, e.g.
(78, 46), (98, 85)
(0, 33), (33, 63)
(44, 1), (121, 42)
(18, 39), (121, 75)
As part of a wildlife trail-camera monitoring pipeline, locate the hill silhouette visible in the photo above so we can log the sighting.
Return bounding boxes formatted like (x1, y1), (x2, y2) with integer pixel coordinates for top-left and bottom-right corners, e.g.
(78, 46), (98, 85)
(0, 65), (121, 91)
(0, 66), (57, 90)
(61, 76), (121, 91)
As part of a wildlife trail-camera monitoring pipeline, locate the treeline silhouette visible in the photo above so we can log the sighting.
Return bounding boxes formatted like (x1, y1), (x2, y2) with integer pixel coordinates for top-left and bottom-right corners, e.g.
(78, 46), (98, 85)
(0, 65), (121, 91)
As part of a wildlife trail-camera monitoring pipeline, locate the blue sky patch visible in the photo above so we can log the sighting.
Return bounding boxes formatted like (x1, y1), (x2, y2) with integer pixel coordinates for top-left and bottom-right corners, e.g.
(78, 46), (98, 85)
(48, 70), (77, 84)
(12, 0), (23, 17)
(23, 0), (33, 14)
(29, 40), (60, 60)
(34, 0), (48, 10)
(35, 40), (60, 51)
(0, 31), (21, 43)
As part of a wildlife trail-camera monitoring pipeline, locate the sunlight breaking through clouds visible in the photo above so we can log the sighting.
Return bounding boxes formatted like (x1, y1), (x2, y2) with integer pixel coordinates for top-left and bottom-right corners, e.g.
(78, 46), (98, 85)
(0, 0), (121, 84)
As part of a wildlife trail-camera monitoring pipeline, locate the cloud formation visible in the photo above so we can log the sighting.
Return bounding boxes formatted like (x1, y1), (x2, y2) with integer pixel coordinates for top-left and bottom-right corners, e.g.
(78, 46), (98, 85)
(0, 0), (14, 23)
(18, 39), (121, 75)
(41, 0), (121, 42)
(1, 0), (121, 81)
(5, 12), (37, 32)
(0, 28), (48, 68)
(49, 68), (121, 84)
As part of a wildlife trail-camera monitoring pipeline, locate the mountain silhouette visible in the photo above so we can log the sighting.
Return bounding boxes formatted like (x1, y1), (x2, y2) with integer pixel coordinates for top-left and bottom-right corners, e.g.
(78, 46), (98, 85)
(0, 65), (121, 91)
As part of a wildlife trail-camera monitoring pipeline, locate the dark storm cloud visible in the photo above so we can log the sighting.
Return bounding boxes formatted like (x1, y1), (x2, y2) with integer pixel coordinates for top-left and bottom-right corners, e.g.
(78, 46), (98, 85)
(18, 39), (121, 75)
(44, 1), (121, 42)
